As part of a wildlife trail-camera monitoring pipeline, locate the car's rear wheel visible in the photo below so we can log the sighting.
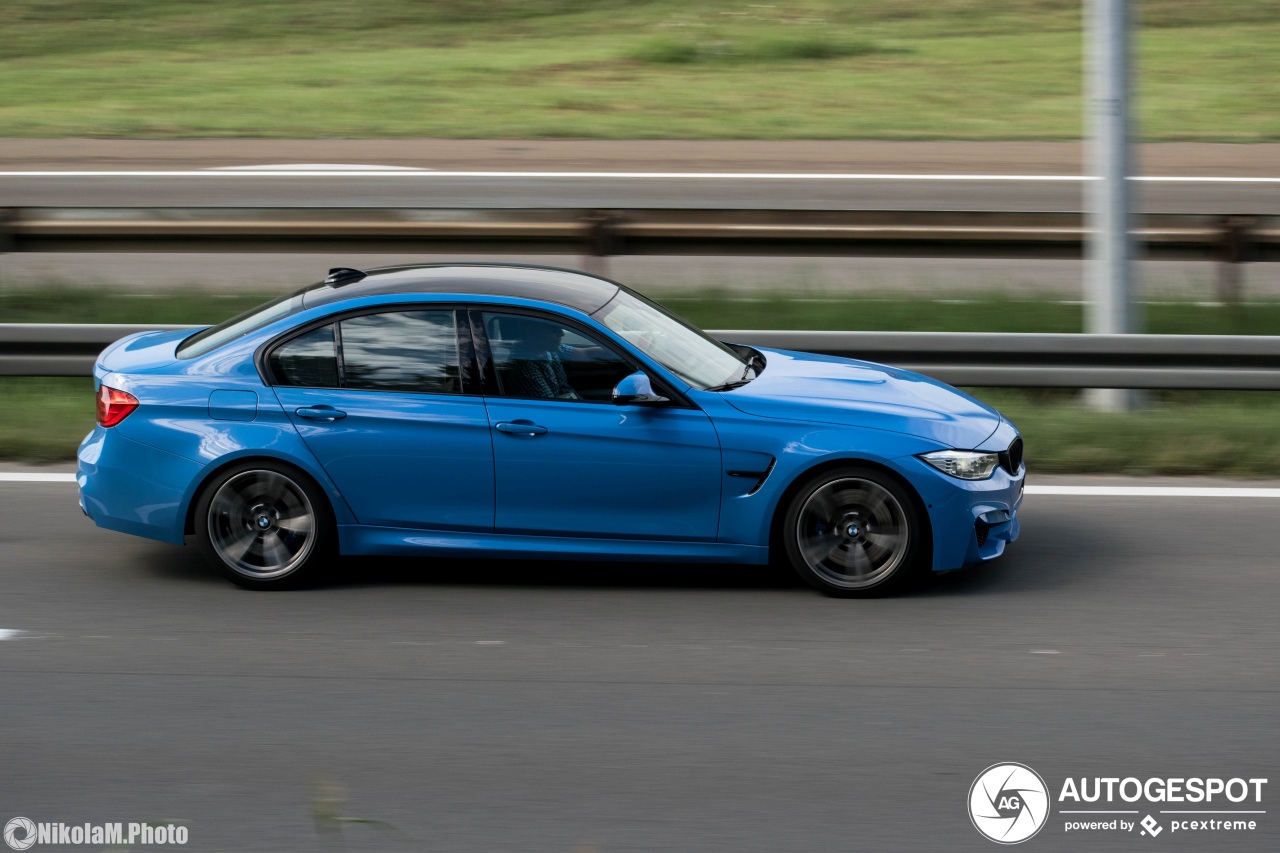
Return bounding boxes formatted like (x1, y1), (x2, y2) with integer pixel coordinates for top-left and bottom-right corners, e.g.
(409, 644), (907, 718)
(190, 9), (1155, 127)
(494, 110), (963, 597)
(781, 466), (925, 597)
(195, 461), (334, 589)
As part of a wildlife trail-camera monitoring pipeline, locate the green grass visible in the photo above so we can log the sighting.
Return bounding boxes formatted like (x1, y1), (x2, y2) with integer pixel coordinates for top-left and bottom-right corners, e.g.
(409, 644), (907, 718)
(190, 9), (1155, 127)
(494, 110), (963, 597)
(5, 287), (1280, 472)
(0, 0), (1276, 139)
(2, 377), (97, 462)
(976, 389), (1280, 477)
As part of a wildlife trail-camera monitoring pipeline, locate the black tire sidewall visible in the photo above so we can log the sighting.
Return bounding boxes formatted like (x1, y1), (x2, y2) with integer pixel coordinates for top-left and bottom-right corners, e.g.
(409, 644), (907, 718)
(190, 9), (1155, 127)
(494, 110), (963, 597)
(194, 460), (336, 590)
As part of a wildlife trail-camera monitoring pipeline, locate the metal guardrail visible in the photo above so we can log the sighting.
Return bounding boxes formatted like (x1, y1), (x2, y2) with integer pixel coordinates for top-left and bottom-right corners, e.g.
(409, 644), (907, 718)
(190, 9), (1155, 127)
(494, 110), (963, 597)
(2, 208), (1277, 263)
(6, 324), (1280, 389)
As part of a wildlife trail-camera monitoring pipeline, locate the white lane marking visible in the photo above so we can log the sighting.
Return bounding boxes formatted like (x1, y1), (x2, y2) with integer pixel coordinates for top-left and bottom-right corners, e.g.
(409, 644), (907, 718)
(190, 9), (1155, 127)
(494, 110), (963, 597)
(1027, 485), (1280, 498)
(0, 629), (21, 640)
(1030, 649), (1061, 654)
(0, 473), (76, 483)
(208, 163), (430, 172)
(0, 170), (1276, 182)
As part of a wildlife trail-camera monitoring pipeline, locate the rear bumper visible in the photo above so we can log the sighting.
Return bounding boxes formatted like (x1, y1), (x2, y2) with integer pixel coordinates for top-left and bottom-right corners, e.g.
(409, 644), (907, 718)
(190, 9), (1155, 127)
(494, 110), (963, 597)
(77, 426), (202, 545)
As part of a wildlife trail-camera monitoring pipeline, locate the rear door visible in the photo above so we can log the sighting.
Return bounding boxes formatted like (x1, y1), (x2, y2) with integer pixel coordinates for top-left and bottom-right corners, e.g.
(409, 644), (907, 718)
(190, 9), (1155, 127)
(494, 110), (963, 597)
(270, 308), (494, 531)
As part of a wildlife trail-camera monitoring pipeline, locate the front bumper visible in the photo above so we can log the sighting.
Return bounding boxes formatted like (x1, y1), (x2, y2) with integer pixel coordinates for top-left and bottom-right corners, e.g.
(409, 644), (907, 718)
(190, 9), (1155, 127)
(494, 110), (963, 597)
(898, 423), (1025, 572)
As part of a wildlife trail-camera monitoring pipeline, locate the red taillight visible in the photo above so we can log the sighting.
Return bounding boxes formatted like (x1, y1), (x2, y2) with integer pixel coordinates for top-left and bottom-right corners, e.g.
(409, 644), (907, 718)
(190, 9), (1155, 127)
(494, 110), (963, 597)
(97, 385), (139, 427)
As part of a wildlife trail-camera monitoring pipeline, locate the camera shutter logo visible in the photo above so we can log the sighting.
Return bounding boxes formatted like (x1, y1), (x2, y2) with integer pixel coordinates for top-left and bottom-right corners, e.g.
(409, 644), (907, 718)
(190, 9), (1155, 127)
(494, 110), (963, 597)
(969, 763), (1051, 844)
(4, 817), (36, 851)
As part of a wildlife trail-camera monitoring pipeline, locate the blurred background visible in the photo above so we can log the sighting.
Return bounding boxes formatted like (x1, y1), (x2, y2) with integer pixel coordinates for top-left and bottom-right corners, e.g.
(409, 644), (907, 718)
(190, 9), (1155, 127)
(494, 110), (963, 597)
(1, 0), (1277, 471)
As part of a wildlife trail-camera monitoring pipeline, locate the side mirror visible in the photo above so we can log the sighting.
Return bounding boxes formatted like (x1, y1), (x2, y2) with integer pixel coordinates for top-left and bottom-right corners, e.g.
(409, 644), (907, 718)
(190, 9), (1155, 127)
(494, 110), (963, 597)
(612, 371), (669, 406)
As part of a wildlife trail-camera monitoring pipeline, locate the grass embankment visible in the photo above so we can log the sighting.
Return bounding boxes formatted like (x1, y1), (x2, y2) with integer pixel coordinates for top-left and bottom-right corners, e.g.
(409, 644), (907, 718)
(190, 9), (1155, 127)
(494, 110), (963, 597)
(0, 0), (1276, 140)
(5, 287), (1280, 474)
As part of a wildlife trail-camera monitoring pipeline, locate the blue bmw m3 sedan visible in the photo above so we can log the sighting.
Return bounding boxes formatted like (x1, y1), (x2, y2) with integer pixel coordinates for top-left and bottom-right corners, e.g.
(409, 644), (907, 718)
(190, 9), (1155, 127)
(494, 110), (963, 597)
(78, 264), (1023, 595)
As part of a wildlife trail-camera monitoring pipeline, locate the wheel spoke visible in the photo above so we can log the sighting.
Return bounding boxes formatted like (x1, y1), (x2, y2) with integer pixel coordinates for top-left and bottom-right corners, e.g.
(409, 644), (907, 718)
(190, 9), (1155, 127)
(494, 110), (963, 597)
(862, 530), (902, 554)
(848, 542), (873, 576)
(861, 489), (892, 523)
(800, 531), (841, 565)
(259, 531), (291, 567)
(221, 529), (258, 564)
(805, 488), (839, 522)
(275, 512), (313, 536)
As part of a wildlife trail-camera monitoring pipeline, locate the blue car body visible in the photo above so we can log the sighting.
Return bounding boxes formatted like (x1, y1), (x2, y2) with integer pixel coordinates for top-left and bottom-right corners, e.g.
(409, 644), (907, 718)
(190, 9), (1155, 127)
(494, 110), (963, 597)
(79, 264), (1022, 581)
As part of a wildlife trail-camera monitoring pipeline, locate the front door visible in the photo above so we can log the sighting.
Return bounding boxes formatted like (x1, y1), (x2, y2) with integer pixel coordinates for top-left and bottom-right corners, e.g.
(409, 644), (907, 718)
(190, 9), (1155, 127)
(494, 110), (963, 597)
(477, 309), (722, 540)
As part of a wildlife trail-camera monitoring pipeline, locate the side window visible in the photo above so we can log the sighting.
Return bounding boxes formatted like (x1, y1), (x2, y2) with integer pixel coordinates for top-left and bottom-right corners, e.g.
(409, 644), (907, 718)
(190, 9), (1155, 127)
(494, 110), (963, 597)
(340, 311), (461, 394)
(269, 324), (338, 388)
(482, 312), (635, 403)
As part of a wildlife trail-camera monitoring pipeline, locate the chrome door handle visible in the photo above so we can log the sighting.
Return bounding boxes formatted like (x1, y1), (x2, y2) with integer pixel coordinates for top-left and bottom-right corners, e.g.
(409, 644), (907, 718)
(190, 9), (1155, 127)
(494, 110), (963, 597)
(295, 406), (347, 421)
(495, 420), (548, 436)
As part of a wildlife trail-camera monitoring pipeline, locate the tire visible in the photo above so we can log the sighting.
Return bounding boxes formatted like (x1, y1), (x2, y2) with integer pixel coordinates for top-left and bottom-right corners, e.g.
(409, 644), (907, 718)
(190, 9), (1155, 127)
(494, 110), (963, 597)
(780, 465), (926, 597)
(194, 461), (336, 590)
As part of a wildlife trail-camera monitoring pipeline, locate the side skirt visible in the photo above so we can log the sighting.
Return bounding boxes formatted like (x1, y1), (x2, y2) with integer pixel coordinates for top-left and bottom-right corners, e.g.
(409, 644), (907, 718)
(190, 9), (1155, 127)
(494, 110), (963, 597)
(339, 526), (771, 565)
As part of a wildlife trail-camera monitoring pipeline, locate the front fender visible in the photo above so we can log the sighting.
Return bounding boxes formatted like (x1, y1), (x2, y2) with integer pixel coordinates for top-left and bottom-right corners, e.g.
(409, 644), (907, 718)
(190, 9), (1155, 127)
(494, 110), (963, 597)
(697, 392), (943, 548)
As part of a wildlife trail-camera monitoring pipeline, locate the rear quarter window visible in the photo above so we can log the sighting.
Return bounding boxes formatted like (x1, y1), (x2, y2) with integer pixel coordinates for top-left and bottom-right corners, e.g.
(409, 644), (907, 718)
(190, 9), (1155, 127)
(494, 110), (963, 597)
(268, 324), (338, 388)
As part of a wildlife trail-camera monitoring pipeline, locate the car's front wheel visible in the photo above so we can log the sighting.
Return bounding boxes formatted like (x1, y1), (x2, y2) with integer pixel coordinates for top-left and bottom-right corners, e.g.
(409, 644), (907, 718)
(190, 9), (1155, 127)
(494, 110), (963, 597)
(781, 466), (925, 597)
(195, 461), (335, 589)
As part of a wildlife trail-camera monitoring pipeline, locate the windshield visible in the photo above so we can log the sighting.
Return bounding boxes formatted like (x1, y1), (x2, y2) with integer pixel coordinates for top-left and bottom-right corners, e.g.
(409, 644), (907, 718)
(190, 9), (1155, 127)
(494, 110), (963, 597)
(593, 289), (749, 390)
(176, 291), (304, 359)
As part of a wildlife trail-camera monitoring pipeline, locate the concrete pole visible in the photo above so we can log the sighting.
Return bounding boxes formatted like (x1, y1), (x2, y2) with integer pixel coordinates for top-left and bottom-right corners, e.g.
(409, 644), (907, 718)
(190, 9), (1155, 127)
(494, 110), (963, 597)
(1085, 0), (1141, 410)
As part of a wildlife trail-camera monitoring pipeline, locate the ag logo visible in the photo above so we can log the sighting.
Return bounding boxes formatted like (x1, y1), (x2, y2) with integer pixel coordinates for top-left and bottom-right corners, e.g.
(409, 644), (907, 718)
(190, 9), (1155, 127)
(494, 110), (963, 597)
(969, 763), (1050, 844)
(4, 817), (36, 851)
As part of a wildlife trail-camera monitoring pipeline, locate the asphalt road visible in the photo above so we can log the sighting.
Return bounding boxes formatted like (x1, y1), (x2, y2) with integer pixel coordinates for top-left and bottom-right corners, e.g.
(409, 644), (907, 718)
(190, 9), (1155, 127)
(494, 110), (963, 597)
(2, 478), (1277, 852)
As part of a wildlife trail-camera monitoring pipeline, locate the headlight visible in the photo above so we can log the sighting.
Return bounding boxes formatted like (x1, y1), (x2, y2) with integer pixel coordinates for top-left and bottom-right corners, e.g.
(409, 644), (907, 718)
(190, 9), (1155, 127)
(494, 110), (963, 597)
(919, 449), (999, 480)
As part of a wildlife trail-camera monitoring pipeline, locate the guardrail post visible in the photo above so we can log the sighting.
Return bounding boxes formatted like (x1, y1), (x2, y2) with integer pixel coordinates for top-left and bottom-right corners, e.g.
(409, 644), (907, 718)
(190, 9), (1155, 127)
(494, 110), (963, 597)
(1085, 0), (1141, 412)
(1216, 215), (1255, 306)
(581, 210), (620, 277)
(0, 209), (14, 289)
(0, 208), (15, 256)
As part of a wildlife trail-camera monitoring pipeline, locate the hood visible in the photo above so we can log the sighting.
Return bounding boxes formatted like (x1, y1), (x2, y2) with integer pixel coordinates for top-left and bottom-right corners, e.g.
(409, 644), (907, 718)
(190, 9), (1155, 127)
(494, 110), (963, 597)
(719, 347), (1003, 449)
(95, 328), (190, 377)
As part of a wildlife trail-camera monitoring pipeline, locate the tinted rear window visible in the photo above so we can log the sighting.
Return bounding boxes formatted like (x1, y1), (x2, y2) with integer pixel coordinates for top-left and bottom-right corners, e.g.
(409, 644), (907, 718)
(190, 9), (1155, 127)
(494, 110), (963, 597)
(339, 311), (461, 394)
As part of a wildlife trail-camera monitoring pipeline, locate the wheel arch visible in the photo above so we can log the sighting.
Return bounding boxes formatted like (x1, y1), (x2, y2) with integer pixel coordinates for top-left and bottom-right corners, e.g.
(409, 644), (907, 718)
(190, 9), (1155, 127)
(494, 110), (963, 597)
(182, 451), (347, 537)
(766, 455), (934, 566)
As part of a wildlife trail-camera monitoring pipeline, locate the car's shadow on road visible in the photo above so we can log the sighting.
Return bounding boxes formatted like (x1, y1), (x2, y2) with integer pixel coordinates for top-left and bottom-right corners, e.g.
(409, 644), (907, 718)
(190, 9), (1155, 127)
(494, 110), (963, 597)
(917, 513), (1140, 597)
(330, 554), (804, 592)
